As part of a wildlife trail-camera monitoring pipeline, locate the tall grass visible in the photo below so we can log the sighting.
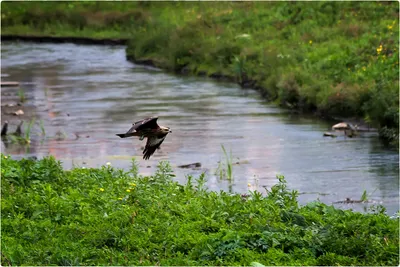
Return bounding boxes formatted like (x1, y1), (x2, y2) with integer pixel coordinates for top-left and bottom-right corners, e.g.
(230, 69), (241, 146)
(216, 145), (233, 181)
(39, 119), (46, 136)
(23, 118), (35, 144)
(17, 87), (26, 103)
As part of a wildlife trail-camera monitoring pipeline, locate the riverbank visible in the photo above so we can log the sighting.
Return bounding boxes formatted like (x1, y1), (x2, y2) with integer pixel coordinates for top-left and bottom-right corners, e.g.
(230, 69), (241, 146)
(1, 34), (128, 45)
(2, 155), (399, 266)
(2, 1), (398, 146)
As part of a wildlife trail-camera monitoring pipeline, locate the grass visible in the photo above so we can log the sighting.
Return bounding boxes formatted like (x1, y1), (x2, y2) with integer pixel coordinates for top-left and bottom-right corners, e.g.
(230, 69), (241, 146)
(216, 145), (234, 181)
(1, 154), (399, 266)
(39, 119), (46, 136)
(1, 2), (399, 146)
(17, 87), (26, 103)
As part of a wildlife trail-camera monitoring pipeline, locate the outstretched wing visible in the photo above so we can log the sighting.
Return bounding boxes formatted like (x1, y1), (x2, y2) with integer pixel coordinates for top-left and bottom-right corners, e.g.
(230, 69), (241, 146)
(125, 117), (159, 134)
(143, 134), (167, 160)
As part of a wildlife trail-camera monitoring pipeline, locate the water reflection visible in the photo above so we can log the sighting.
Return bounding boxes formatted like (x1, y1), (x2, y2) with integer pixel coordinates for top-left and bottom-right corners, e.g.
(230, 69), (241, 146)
(1, 42), (398, 215)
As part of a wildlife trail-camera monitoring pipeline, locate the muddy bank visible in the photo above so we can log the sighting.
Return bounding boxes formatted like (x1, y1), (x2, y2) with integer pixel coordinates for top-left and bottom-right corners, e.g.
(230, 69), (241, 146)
(1, 35), (128, 45)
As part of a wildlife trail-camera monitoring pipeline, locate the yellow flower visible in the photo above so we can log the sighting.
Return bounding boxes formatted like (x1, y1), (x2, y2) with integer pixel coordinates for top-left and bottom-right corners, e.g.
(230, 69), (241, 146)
(247, 183), (251, 187)
(106, 162), (111, 166)
(362, 66), (366, 71)
(4, 156), (7, 159)
(387, 25), (393, 30)
(126, 189), (131, 193)
(309, 40), (313, 44)
(118, 197), (123, 200)
(376, 45), (383, 54)
(130, 183), (136, 187)
(99, 188), (105, 192)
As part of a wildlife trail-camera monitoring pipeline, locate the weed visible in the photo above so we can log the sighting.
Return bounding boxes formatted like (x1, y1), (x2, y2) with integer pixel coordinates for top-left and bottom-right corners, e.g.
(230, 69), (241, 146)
(216, 145), (233, 181)
(39, 119), (46, 136)
(17, 87), (26, 103)
(23, 118), (35, 144)
(232, 55), (246, 84)
(361, 190), (368, 202)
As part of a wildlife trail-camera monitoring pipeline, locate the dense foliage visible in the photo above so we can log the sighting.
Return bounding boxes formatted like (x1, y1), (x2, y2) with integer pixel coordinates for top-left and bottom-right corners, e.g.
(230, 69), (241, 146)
(1, 155), (399, 266)
(1, 1), (399, 145)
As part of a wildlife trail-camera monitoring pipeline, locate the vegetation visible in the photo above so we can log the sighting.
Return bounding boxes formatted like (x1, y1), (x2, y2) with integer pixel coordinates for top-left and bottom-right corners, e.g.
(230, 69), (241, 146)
(1, 155), (399, 266)
(216, 145), (234, 181)
(1, 2), (399, 146)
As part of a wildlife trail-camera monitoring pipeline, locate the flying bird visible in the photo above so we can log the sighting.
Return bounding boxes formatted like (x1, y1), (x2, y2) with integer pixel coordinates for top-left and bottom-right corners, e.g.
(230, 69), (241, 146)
(116, 117), (171, 160)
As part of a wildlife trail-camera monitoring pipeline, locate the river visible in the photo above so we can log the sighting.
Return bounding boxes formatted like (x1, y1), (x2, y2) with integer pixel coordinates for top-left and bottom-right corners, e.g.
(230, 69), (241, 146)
(1, 42), (399, 214)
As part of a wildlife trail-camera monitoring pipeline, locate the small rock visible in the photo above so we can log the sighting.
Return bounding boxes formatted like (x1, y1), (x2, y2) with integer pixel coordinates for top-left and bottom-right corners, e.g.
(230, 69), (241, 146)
(332, 122), (358, 131)
(178, 162), (202, 169)
(323, 132), (337, 137)
(13, 109), (24, 116)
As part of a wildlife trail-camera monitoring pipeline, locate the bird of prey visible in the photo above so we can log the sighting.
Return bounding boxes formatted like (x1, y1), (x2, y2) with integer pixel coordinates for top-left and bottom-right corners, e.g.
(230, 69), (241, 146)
(116, 117), (171, 160)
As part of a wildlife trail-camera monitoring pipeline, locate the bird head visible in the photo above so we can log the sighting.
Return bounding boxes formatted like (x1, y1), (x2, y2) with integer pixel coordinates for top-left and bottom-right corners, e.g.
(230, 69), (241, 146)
(160, 126), (172, 134)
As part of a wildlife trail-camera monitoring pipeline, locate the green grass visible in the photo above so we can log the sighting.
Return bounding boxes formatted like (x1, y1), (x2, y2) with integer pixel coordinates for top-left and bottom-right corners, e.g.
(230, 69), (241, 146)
(216, 145), (234, 181)
(1, 1), (399, 146)
(17, 87), (26, 103)
(1, 155), (399, 266)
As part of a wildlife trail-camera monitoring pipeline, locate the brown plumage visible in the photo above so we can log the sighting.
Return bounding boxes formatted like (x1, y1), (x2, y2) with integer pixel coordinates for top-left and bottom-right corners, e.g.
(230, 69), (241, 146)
(116, 117), (171, 160)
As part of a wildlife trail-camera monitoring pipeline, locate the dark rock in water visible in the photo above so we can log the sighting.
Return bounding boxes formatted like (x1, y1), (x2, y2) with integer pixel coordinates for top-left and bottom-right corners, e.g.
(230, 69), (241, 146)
(0, 81), (20, 87)
(14, 121), (23, 136)
(1, 121), (8, 136)
(323, 132), (337, 137)
(333, 197), (366, 204)
(178, 162), (202, 169)
(197, 71), (207, 77)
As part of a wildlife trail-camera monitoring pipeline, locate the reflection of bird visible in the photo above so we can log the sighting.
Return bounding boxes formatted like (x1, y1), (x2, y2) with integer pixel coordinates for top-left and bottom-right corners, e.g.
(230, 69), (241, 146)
(1, 121), (8, 136)
(116, 117), (172, 160)
(15, 121), (23, 136)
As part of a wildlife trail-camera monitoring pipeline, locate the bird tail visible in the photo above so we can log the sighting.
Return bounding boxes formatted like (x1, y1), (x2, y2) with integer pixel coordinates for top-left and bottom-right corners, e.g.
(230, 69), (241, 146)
(116, 133), (129, 138)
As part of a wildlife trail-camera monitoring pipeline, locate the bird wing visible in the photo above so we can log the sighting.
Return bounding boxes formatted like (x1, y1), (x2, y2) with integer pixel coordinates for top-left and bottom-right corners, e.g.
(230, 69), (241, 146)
(125, 117), (159, 134)
(143, 134), (167, 160)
